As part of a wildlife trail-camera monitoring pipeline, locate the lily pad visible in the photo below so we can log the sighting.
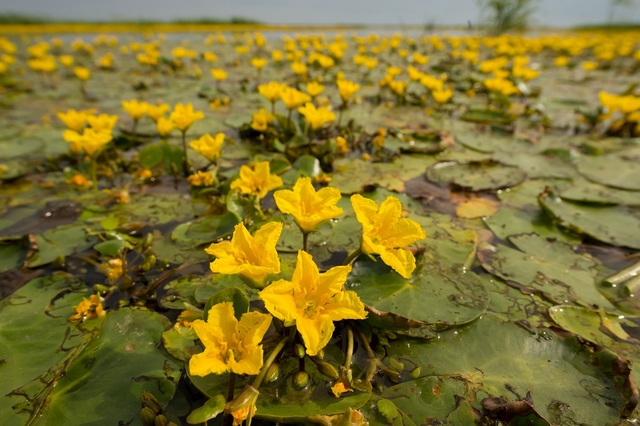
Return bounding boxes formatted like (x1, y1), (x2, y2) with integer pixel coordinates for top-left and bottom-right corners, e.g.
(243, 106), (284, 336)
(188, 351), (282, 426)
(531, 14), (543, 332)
(539, 189), (640, 249)
(479, 233), (617, 311)
(388, 315), (637, 425)
(426, 160), (526, 191)
(576, 150), (640, 191)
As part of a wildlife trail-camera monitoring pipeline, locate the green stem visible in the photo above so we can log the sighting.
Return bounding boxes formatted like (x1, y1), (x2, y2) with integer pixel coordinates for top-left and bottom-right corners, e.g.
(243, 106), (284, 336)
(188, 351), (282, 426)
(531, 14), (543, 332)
(91, 156), (98, 195)
(302, 231), (310, 252)
(181, 130), (189, 177)
(287, 108), (293, 133)
(252, 333), (292, 389)
(622, 275), (640, 297)
(337, 106), (344, 127)
(604, 260), (640, 286)
(344, 325), (354, 369)
(227, 372), (236, 402)
(343, 247), (362, 266)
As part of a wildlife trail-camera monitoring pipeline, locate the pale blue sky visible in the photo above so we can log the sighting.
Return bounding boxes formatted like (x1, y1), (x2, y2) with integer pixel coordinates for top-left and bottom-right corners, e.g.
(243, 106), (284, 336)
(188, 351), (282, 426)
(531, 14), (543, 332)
(1, 0), (639, 27)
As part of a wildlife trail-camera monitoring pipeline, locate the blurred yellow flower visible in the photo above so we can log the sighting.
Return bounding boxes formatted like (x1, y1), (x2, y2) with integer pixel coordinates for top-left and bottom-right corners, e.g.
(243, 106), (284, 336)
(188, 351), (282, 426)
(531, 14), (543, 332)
(210, 68), (228, 81)
(189, 133), (225, 162)
(251, 57), (267, 70)
(337, 79), (360, 102)
(57, 109), (88, 132)
(306, 81), (325, 98)
(230, 161), (283, 199)
(87, 114), (118, 132)
(73, 67), (91, 81)
(63, 128), (113, 156)
(298, 102), (336, 130)
(280, 87), (311, 110)
(351, 194), (426, 279)
(189, 302), (272, 376)
(251, 108), (275, 132)
(258, 81), (284, 103)
(156, 116), (174, 137)
(259, 250), (366, 356)
(432, 87), (453, 104)
(146, 103), (171, 122)
(69, 294), (106, 322)
(170, 103), (204, 132)
(122, 99), (149, 121)
(187, 171), (216, 186)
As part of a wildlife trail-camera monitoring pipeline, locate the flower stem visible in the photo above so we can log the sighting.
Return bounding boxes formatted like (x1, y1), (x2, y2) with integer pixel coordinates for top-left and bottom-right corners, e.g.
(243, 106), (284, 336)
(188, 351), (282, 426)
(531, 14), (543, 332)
(91, 156), (98, 195)
(604, 260), (640, 286)
(227, 372), (236, 402)
(302, 231), (310, 252)
(181, 130), (189, 177)
(252, 333), (293, 389)
(344, 325), (354, 369)
(287, 108), (292, 133)
(343, 248), (362, 266)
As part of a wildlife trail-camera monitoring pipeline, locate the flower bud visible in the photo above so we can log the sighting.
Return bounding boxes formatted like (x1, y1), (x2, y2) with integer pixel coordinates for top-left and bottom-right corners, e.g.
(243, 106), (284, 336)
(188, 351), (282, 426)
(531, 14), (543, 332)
(141, 255), (156, 271)
(141, 391), (163, 415)
(142, 233), (154, 249)
(316, 361), (339, 381)
(139, 407), (156, 426)
(154, 414), (168, 426)
(292, 371), (310, 390)
(265, 362), (280, 383)
(294, 343), (306, 358)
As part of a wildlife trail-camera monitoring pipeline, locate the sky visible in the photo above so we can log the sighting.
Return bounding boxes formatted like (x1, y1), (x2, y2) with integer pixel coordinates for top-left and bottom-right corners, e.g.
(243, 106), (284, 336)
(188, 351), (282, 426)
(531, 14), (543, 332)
(1, 0), (639, 27)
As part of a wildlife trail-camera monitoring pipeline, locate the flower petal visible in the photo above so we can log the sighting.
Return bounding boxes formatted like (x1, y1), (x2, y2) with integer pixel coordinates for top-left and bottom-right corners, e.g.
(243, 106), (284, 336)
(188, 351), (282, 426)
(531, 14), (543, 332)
(259, 279), (298, 323)
(379, 247), (417, 279)
(238, 311), (272, 349)
(292, 251), (320, 294)
(350, 194), (378, 228)
(206, 302), (239, 343)
(324, 290), (367, 322)
(229, 345), (264, 375)
(296, 315), (335, 356)
(189, 348), (229, 376)
(315, 265), (352, 300)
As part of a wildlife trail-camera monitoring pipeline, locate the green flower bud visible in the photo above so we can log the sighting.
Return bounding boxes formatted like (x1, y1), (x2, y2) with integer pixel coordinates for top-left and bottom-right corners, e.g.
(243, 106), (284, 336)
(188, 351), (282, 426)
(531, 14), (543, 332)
(265, 362), (280, 383)
(141, 391), (162, 415)
(154, 414), (168, 426)
(316, 361), (339, 381)
(139, 407), (156, 426)
(294, 343), (306, 358)
(292, 371), (310, 390)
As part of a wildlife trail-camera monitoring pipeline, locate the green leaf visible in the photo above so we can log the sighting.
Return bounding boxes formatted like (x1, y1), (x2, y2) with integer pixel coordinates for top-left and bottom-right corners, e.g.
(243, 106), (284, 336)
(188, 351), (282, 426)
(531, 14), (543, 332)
(203, 286), (250, 321)
(426, 160), (526, 191)
(26, 224), (98, 268)
(186, 394), (225, 424)
(539, 188), (640, 249)
(93, 239), (127, 256)
(171, 212), (239, 246)
(576, 149), (640, 191)
(43, 308), (181, 425)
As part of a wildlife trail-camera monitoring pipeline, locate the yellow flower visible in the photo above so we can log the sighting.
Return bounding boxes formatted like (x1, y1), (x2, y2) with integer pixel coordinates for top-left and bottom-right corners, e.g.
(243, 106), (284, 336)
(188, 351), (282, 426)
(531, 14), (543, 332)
(298, 102), (336, 130)
(483, 77), (518, 97)
(69, 294), (106, 322)
(251, 108), (274, 132)
(170, 103), (204, 132)
(57, 109), (88, 132)
(291, 61), (307, 76)
(122, 99), (148, 121)
(189, 302), (272, 376)
(335, 136), (349, 154)
(73, 67), (91, 81)
(337, 79), (360, 102)
(68, 173), (92, 188)
(554, 56), (569, 67)
(187, 171), (216, 186)
(189, 133), (225, 161)
(230, 161), (283, 199)
(280, 86), (311, 110)
(258, 81), (284, 103)
(205, 222), (283, 285)
(274, 177), (343, 233)
(306, 81), (325, 98)
(351, 194), (426, 279)
(582, 61), (598, 71)
(146, 103), (171, 122)
(432, 87), (453, 104)
(156, 117), (174, 137)
(98, 258), (124, 282)
(251, 57), (267, 70)
(87, 114), (118, 132)
(59, 55), (74, 67)
(210, 68), (228, 81)
(259, 250), (366, 356)
(388, 80), (408, 96)
(331, 380), (353, 398)
(63, 128), (113, 156)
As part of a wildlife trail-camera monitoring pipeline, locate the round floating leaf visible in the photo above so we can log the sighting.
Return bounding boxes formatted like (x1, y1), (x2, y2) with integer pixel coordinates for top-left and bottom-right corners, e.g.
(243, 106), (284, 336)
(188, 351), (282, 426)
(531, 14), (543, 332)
(456, 132), (512, 153)
(0, 276), (91, 424)
(346, 257), (489, 331)
(576, 150), (640, 191)
(479, 233), (617, 311)
(558, 178), (640, 206)
(426, 160), (526, 191)
(26, 224), (98, 268)
(549, 305), (633, 347)
(171, 212), (239, 246)
(389, 315), (637, 424)
(44, 308), (181, 424)
(460, 108), (513, 125)
(539, 189), (640, 249)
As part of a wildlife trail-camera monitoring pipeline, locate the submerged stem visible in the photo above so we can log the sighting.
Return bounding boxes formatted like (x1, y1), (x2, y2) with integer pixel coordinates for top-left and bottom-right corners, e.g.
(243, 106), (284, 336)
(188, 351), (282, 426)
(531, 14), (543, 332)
(343, 248), (362, 266)
(252, 332), (293, 389)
